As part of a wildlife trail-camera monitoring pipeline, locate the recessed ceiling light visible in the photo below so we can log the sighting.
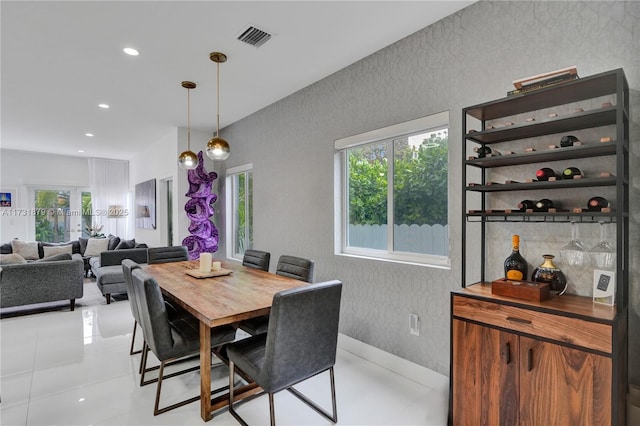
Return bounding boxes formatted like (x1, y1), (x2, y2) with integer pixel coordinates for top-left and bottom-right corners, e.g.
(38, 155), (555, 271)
(123, 47), (139, 56)
(98, 103), (110, 109)
(85, 133), (94, 137)
(78, 150), (85, 153)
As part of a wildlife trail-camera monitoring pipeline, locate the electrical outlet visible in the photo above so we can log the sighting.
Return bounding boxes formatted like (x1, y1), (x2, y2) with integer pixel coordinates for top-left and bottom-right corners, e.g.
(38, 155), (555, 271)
(410, 313), (420, 336)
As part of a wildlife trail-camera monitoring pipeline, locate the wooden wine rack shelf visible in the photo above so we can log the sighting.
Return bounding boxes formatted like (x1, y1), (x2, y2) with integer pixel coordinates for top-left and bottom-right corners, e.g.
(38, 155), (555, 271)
(466, 175), (617, 192)
(466, 142), (617, 168)
(466, 107), (617, 144)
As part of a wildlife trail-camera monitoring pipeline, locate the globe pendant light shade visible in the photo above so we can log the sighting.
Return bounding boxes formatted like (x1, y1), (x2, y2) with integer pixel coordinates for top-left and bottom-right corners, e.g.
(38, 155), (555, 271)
(178, 150), (199, 169)
(206, 136), (230, 160)
(205, 51), (230, 161)
(178, 81), (199, 170)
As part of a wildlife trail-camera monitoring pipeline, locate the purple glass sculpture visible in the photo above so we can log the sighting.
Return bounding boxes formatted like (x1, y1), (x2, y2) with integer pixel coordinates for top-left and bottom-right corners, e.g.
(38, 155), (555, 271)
(182, 151), (219, 259)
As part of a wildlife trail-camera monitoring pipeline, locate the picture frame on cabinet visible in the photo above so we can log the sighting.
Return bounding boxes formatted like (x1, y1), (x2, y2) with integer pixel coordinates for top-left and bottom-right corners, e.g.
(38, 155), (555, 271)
(593, 269), (616, 306)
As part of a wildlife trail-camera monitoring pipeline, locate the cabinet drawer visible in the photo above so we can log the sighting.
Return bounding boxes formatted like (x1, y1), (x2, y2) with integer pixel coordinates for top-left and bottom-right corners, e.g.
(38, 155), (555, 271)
(453, 295), (612, 354)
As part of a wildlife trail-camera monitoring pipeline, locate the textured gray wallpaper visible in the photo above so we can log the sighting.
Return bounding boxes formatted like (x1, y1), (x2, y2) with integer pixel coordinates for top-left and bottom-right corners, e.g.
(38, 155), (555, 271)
(219, 1), (639, 377)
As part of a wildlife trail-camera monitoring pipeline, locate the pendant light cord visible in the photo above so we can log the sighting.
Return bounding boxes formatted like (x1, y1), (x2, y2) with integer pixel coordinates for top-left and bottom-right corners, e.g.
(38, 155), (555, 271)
(216, 61), (220, 138)
(187, 87), (191, 149)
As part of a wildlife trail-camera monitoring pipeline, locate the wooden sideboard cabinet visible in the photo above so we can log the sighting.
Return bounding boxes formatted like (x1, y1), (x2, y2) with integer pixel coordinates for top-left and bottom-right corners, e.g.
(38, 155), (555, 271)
(450, 284), (627, 426)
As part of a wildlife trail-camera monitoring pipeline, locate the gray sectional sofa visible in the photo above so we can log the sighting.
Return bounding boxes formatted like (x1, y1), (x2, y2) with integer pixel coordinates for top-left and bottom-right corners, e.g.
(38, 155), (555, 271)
(0, 254), (84, 310)
(0, 236), (148, 310)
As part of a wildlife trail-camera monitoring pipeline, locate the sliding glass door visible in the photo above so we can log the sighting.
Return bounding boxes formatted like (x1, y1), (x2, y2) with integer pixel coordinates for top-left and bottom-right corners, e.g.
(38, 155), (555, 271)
(33, 187), (92, 242)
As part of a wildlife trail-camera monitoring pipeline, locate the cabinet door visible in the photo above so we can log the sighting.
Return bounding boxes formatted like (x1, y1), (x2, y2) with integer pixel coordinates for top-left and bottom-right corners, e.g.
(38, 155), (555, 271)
(519, 336), (612, 426)
(452, 320), (519, 425)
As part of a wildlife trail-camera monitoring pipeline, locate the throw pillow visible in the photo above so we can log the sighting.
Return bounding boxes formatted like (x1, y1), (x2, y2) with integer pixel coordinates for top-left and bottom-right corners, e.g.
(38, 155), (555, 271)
(115, 238), (136, 250)
(0, 253), (27, 265)
(108, 236), (120, 250)
(10, 240), (39, 260)
(0, 241), (13, 254)
(43, 244), (73, 258)
(36, 253), (72, 262)
(83, 238), (110, 257)
(39, 242), (74, 258)
(78, 237), (89, 255)
(69, 240), (81, 254)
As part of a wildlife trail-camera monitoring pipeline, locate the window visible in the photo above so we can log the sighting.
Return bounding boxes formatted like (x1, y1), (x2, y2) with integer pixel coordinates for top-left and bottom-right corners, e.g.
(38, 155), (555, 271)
(225, 164), (253, 260)
(335, 112), (449, 267)
(80, 191), (93, 238)
(32, 187), (92, 242)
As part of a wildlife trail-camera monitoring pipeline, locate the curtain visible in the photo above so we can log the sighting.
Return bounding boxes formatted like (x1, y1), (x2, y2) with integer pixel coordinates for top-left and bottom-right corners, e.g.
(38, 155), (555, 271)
(88, 158), (130, 238)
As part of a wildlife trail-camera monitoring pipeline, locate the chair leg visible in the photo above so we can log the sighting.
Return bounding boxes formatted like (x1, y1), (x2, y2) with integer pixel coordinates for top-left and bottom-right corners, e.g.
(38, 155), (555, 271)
(139, 342), (149, 384)
(287, 367), (337, 423)
(229, 364), (337, 425)
(154, 360), (199, 416)
(129, 321), (142, 355)
(105, 294), (111, 304)
(139, 343), (162, 386)
(229, 361), (248, 426)
(153, 358), (229, 416)
(268, 393), (276, 426)
(139, 342), (200, 386)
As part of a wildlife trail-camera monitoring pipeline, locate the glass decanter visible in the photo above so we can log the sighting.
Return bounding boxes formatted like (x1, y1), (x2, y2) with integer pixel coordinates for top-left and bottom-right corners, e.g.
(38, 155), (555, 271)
(532, 254), (567, 295)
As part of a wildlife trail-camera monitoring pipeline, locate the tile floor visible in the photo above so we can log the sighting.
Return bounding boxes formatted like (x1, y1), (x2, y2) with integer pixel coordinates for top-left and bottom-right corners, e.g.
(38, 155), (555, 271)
(1, 283), (449, 425)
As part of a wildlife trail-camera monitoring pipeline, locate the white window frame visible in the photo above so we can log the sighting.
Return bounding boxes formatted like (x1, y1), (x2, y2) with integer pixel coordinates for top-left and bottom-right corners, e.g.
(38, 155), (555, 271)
(334, 111), (450, 268)
(225, 163), (253, 261)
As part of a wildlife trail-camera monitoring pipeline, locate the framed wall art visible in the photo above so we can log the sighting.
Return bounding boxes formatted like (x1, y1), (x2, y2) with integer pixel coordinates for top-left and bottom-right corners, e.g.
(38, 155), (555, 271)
(0, 189), (15, 208)
(135, 179), (156, 229)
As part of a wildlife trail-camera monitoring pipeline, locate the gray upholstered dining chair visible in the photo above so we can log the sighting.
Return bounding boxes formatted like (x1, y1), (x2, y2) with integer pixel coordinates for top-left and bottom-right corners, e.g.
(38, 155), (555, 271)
(122, 259), (143, 356)
(242, 249), (271, 271)
(131, 268), (237, 415)
(122, 259), (190, 380)
(227, 280), (342, 426)
(275, 255), (315, 282)
(238, 254), (314, 337)
(147, 246), (188, 264)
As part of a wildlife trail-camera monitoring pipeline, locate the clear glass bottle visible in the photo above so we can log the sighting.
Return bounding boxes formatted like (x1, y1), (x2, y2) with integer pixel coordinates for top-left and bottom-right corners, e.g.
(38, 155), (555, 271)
(532, 254), (567, 295)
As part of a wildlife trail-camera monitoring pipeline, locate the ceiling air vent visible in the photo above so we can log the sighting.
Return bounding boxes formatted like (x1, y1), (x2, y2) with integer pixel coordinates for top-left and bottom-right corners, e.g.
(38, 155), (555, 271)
(237, 26), (272, 48)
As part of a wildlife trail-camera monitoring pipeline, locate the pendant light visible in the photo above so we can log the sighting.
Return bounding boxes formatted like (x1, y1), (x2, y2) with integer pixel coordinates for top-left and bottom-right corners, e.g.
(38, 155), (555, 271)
(205, 52), (230, 161)
(178, 81), (199, 169)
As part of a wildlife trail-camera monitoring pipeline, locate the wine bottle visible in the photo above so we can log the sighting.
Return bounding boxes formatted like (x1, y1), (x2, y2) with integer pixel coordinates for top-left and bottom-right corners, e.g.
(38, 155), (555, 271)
(560, 135), (579, 147)
(473, 146), (500, 158)
(504, 235), (528, 281)
(562, 166), (582, 179)
(534, 199), (555, 212)
(587, 196), (610, 211)
(517, 200), (535, 211)
(536, 167), (560, 181)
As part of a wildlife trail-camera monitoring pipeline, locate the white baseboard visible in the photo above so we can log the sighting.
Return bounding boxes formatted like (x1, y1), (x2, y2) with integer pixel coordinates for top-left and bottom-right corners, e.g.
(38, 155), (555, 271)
(337, 333), (448, 389)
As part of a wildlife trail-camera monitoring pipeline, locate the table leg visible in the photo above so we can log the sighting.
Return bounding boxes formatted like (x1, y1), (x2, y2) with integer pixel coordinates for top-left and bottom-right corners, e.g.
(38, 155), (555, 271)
(200, 321), (212, 422)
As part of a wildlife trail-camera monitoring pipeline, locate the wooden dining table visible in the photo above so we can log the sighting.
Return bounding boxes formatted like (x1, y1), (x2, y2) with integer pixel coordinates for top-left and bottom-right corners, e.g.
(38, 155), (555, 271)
(141, 259), (308, 422)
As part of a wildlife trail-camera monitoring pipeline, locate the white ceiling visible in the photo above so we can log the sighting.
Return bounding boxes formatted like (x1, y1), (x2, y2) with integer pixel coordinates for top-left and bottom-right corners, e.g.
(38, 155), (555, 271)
(1, 1), (474, 160)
